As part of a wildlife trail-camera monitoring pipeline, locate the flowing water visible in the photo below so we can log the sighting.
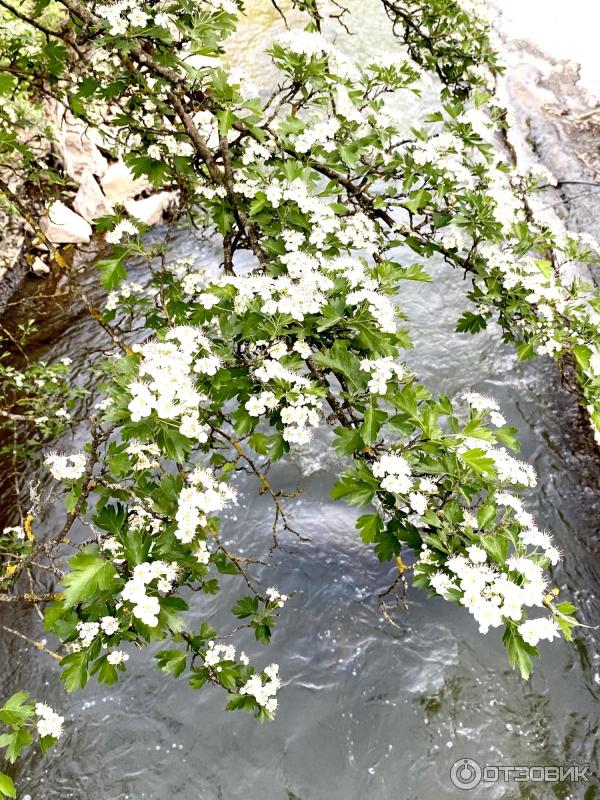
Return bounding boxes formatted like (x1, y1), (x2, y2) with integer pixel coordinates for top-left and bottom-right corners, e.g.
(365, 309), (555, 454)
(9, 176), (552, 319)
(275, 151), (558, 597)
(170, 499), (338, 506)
(2, 2), (600, 798)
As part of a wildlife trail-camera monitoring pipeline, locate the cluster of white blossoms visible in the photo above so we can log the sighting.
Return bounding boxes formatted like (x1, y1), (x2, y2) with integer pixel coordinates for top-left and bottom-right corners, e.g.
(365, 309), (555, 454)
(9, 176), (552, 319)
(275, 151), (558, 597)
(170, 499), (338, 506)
(194, 539), (211, 565)
(105, 280), (153, 312)
(2, 524), (24, 540)
(360, 357), (405, 395)
(174, 467), (236, 544)
(121, 560), (178, 627)
(100, 615), (120, 635)
(96, 0), (207, 37)
(459, 436), (537, 487)
(107, 650), (130, 666)
(127, 326), (217, 443)
(35, 703), (64, 740)
(239, 663), (281, 714)
(248, 353), (322, 445)
(129, 504), (162, 535)
(125, 440), (161, 471)
(105, 218), (138, 244)
(372, 453), (413, 494)
(204, 641), (236, 666)
(419, 543), (550, 635)
(416, 483), (564, 642)
(44, 451), (86, 481)
(291, 116), (340, 154)
(463, 391), (506, 427)
(265, 587), (288, 608)
(488, 447), (537, 487)
(518, 617), (561, 647)
(371, 452), (433, 515)
(496, 493), (560, 565)
(77, 621), (100, 647)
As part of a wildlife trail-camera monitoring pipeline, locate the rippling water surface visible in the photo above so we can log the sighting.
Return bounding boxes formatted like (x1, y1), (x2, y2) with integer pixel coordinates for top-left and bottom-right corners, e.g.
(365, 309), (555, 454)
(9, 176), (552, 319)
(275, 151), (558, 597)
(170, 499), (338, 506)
(2, 2), (600, 797)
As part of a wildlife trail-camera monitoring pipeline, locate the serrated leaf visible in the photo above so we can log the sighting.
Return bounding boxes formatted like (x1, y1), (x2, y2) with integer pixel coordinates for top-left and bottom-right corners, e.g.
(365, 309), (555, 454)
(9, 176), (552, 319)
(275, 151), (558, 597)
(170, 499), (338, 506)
(0, 729), (33, 763)
(231, 595), (259, 618)
(61, 549), (118, 608)
(60, 650), (89, 692)
(156, 649), (187, 678)
(355, 513), (383, 544)
(461, 448), (495, 475)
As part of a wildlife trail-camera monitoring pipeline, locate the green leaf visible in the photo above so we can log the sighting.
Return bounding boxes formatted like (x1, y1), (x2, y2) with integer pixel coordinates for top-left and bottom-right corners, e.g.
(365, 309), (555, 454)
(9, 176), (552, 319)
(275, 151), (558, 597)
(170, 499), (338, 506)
(360, 406), (387, 445)
(535, 259), (553, 279)
(330, 471), (377, 507)
(0, 74), (17, 96)
(374, 528), (401, 561)
(494, 426), (520, 453)
(355, 513), (383, 544)
(254, 623), (271, 644)
(97, 255), (127, 291)
(91, 655), (119, 686)
(122, 529), (151, 567)
(231, 595), (259, 618)
(0, 729), (33, 763)
(61, 549), (118, 608)
(396, 263), (431, 282)
(156, 649), (187, 678)
(456, 311), (487, 334)
(461, 448), (495, 476)
(0, 772), (16, 798)
(516, 342), (535, 361)
(312, 341), (364, 393)
(248, 432), (269, 455)
(231, 407), (255, 436)
(476, 503), (496, 529)
(503, 626), (537, 680)
(332, 426), (364, 456)
(39, 734), (57, 754)
(60, 650), (89, 692)
(0, 692), (33, 727)
(189, 668), (209, 690)
(573, 344), (591, 371)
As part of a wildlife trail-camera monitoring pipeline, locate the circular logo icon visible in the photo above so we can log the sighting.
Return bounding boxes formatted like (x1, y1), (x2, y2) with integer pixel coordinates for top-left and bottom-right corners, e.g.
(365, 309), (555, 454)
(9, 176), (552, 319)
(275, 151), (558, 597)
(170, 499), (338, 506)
(450, 758), (482, 790)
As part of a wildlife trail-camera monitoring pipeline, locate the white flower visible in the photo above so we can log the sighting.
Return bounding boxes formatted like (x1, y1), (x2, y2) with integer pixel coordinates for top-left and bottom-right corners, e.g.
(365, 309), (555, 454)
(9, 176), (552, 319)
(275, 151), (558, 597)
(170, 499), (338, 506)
(77, 620), (100, 647)
(293, 340), (312, 359)
(518, 617), (561, 647)
(100, 615), (119, 635)
(360, 356), (404, 394)
(408, 492), (428, 516)
(205, 641), (236, 666)
(466, 545), (487, 564)
(44, 451), (86, 481)
(35, 703), (64, 740)
(105, 219), (138, 244)
(133, 595), (161, 627)
(107, 650), (130, 666)
(429, 572), (457, 595)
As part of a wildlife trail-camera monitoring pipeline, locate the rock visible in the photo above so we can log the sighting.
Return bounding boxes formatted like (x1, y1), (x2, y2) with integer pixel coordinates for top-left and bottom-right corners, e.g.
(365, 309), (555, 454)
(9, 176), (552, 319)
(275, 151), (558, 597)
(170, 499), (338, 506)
(73, 170), (113, 222)
(101, 161), (151, 203)
(40, 201), (92, 244)
(51, 105), (108, 181)
(124, 191), (177, 225)
(31, 257), (50, 276)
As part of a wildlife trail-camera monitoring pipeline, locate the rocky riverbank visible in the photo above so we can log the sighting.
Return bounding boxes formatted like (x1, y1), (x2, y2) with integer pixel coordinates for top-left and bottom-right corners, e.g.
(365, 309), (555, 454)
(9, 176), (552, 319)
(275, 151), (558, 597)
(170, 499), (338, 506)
(0, 100), (177, 314)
